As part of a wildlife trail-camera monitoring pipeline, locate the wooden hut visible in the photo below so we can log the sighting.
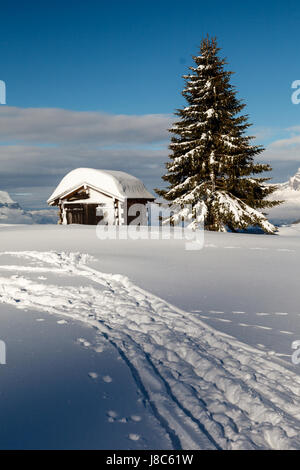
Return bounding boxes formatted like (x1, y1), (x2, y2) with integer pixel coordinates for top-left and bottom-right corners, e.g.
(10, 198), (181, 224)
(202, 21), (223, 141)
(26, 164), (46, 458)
(47, 168), (155, 225)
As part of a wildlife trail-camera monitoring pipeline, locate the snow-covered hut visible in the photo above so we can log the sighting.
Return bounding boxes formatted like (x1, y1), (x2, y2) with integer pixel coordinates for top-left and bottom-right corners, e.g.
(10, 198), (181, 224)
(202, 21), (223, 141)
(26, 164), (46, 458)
(47, 168), (155, 225)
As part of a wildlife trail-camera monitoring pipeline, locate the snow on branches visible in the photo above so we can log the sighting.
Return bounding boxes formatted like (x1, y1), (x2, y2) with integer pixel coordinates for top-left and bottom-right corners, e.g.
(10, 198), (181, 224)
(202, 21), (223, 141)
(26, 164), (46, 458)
(156, 36), (281, 233)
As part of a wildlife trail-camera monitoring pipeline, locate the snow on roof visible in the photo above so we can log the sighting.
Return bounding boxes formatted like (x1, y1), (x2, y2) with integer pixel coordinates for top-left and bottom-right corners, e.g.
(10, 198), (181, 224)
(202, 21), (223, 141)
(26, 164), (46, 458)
(0, 191), (14, 205)
(47, 168), (155, 204)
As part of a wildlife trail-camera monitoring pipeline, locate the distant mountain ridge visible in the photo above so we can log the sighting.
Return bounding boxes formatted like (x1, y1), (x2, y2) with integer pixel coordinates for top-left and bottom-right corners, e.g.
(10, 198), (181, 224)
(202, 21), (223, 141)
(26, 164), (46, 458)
(0, 191), (15, 206)
(0, 191), (57, 224)
(2, 169), (300, 226)
(267, 168), (300, 224)
(277, 168), (300, 192)
(0, 191), (34, 224)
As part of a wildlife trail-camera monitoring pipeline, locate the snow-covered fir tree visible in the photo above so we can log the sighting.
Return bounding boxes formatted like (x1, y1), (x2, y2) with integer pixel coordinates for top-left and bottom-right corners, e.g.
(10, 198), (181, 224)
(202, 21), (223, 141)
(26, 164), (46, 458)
(156, 36), (281, 233)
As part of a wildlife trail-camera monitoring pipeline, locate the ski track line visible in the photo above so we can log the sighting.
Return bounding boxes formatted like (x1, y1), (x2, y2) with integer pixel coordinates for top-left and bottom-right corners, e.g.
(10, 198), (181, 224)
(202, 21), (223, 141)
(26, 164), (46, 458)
(0, 251), (300, 450)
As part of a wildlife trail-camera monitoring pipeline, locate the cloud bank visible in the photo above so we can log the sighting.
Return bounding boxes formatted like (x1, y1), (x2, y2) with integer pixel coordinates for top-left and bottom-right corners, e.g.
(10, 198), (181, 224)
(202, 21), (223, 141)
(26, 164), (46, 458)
(0, 107), (172, 144)
(0, 106), (300, 209)
(0, 107), (171, 208)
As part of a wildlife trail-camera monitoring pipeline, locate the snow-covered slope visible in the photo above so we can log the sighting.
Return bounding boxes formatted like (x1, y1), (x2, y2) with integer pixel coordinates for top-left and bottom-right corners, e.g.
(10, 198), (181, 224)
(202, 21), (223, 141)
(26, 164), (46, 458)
(0, 225), (299, 449)
(267, 169), (300, 224)
(0, 248), (300, 449)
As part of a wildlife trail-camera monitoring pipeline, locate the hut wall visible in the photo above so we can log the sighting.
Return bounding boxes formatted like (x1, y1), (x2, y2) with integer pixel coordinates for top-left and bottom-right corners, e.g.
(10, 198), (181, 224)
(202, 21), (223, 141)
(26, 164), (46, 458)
(126, 199), (149, 225)
(63, 203), (106, 225)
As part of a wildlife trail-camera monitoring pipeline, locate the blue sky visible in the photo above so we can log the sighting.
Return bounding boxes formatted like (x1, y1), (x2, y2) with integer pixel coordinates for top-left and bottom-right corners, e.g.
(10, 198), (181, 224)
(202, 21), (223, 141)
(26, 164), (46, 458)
(1, 0), (300, 208)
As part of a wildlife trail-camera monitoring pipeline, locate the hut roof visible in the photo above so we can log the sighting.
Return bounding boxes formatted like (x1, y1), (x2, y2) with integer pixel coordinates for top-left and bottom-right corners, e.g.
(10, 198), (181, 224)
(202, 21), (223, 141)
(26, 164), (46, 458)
(47, 168), (155, 204)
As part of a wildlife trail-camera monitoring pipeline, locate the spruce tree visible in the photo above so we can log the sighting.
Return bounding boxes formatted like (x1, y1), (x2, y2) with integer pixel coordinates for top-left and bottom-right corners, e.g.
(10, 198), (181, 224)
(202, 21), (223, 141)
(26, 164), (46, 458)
(156, 36), (281, 233)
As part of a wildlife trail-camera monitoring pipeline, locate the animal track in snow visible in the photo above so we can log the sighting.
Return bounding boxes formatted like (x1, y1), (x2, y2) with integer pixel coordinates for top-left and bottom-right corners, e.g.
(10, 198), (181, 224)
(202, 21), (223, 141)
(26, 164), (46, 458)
(250, 247), (268, 251)
(254, 325), (273, 330)
(211, 318), (232, 323)
(77, 338), (92, 348)
(88, 372), (98, 380)
(129, 433), (140, 441)
(103, 375), (113, 383)
(131, 415), (142, 422)
(107, 410), (118, 422)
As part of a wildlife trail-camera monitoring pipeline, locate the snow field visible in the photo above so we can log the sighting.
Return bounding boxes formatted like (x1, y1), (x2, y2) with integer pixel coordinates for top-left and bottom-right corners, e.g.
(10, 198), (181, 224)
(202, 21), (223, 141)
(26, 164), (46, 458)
(0, 250), (300, 449)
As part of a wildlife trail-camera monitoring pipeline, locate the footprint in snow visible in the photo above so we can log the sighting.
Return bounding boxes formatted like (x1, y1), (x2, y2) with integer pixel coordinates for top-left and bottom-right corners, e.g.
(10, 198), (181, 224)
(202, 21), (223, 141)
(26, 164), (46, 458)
(118, 417), (128, 423)
(255, 325), (273, 330)
(128, 433), (140, 441)
(57, 319), (68, 325)
(107, 410), (118, 422)
(36, 318), (45, 322)
(77, 338), (91, 347)
(213, 318), (232, 323)
(103, 375), (113, 383)
(131, 415), (142, 422)
(88, 372), (98, 380)
(276, 248), (295, 252)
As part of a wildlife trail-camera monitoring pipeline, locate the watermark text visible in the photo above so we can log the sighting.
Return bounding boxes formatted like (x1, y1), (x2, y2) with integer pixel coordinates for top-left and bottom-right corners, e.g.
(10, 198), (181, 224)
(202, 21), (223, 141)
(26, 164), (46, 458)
(291, 80), (300, 104)
(0, 80), (6, 105)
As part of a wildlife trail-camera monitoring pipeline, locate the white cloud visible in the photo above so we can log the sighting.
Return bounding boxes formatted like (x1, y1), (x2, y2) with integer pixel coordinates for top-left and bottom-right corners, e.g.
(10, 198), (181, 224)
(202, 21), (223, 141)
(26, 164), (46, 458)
(0, 106), (172, 144)
(0, 144), (169, 207)
(268, 135), (300, 148)
(1, 106), (300, 207)
(0, 106), (172, 207)
(0, 144), (168, 180)
(250, 126), (280, 141)
(259, 126), (300, 163)
(286, 125), (300, 132)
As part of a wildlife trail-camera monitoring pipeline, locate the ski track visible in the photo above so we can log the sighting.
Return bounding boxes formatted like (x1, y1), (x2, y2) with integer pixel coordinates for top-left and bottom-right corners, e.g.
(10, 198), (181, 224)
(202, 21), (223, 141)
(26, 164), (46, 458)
(0, 251), (300, 449)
